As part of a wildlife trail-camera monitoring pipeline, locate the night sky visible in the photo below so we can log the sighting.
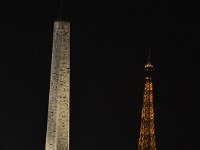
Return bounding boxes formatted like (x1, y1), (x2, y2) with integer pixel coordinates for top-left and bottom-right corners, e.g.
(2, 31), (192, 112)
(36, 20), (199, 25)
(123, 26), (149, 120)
(1, 0), (200, 150)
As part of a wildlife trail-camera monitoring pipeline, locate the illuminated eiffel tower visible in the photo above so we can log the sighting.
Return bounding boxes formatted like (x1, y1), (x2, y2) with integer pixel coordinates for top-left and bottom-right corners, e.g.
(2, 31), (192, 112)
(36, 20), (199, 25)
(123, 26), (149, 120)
(138, 49), (156, 150)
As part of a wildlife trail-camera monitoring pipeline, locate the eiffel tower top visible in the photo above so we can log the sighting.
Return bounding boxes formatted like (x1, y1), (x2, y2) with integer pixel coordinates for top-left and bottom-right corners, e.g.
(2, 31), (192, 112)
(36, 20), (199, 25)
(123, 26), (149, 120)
(147, 48), (151, 65)
(144, 48), (154, 72)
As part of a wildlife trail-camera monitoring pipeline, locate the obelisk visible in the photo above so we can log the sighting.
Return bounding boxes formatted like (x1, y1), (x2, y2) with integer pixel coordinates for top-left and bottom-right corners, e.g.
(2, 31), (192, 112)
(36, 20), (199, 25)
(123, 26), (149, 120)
(45, 21), (70, 150)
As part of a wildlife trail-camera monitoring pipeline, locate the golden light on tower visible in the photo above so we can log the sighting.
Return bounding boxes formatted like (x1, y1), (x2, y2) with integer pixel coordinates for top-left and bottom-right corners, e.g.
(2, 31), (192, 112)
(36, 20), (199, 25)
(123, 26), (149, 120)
(138, 49), (156, 150)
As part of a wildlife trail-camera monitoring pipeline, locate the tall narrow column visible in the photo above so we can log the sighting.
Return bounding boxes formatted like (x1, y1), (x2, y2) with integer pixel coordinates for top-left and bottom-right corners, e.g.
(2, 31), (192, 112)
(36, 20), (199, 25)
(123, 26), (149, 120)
(45, 21), (70, 150)
(138, 50), (156, 150)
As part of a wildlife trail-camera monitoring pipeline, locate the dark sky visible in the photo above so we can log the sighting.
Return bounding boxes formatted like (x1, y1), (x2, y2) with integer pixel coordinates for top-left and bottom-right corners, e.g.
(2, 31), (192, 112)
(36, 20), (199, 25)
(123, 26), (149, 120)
(1, 0), (200, 150)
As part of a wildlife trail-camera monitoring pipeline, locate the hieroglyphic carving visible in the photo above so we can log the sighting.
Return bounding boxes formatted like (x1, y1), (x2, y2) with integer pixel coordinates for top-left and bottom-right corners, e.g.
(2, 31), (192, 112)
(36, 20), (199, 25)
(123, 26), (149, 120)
(45, 21), (70, 150)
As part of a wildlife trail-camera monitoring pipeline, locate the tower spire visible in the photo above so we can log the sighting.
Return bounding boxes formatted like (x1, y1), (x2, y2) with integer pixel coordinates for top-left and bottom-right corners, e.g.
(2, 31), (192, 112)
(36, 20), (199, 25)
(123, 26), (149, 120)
(138, 52), (157, 150)
(144, 48), (154, 73)
(147, 48), (151, 65)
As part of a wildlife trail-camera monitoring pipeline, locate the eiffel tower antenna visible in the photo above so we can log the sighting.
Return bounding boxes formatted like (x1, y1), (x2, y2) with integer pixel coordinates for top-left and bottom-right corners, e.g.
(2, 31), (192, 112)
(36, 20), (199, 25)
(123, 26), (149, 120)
(147, 48), (151, 64)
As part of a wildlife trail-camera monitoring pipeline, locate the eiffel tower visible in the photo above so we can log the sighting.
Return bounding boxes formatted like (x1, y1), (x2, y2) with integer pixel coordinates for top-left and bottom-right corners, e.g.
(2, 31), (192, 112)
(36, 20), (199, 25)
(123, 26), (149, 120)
(138, 49), (156, 150)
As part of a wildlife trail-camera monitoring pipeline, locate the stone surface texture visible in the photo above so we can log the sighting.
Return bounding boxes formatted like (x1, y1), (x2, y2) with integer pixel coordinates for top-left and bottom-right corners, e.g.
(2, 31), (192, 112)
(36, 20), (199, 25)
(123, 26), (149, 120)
(45, 21), (70, 150)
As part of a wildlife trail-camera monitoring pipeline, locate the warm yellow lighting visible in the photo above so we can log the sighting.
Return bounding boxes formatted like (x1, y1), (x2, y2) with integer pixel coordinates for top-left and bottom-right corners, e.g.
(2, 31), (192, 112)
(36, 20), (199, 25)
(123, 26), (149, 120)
(145, 63), (154, 69)
(138, 64), (156, 150)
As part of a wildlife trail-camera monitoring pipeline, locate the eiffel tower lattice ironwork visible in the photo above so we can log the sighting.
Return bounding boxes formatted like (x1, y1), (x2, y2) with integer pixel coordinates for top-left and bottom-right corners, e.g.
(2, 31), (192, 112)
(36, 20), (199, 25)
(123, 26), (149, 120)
(138, 49), (156, 150)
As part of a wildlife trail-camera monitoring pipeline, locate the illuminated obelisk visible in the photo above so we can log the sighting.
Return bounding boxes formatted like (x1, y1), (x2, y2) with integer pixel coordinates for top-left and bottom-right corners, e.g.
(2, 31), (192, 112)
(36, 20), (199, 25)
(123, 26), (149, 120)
(45, 21), (70, 150)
